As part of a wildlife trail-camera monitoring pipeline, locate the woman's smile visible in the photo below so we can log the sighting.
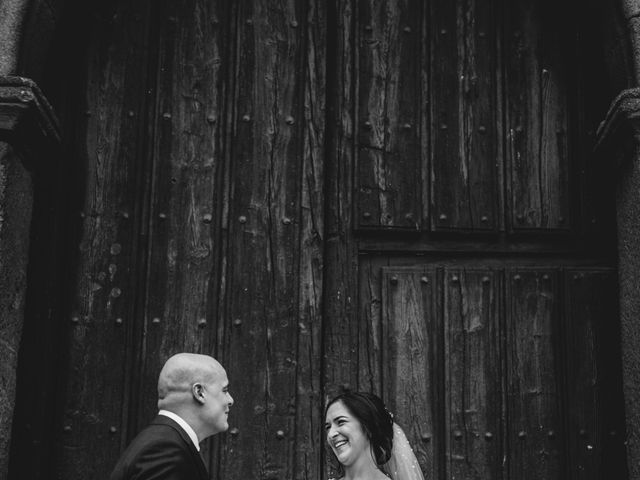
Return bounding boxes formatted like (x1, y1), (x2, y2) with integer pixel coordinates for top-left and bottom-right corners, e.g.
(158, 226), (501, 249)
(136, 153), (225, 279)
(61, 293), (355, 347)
(333, 438), (348, 449)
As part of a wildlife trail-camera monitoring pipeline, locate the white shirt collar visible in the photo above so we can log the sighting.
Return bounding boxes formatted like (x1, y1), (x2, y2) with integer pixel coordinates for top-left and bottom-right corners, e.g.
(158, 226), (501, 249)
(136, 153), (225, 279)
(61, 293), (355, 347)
(158, 409), (200, 451)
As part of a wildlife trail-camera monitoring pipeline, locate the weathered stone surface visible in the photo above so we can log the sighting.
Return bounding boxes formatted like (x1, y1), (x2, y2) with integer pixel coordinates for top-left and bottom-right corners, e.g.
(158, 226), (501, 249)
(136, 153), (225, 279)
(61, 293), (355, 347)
(596, 88), (640, 158)
(0, 76), (62, 164)
(0, 0), (29, 75)
(0, 74), (60, 479)
(621, 1), (640, 86)
(623, 0), (640, 19)
(617, 149), (640, 480)
(0, 141), (32, 480)
(0, 3), (31, 477)
(597, 88), (640, 480)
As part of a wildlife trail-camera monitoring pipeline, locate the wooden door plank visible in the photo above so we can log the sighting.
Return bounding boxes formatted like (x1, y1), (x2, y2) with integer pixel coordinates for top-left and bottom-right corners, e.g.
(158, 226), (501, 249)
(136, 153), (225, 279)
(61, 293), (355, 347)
(564, 269), (627, 479)
(443, 268), (502, 479)
(323, 0), (361, 444)
(382, 266), (441, 480)
(575, 8), (616, 244)
(292, 1), (326, 477)
(505, 1), (571, 232)
(431, 0), (501, 233)
(357, 257), (387, 394)
(506, 268), (563, 479)
(221, 2), (325, 480)
(57, 2), (153, 477)
(356, 0), (423, 230)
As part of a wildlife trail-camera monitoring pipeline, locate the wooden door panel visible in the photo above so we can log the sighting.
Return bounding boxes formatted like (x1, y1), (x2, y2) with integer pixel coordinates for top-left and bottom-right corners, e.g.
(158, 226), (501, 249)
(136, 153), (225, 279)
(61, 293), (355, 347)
(356, 0), (423, 230)
(564, 269), (602, 480)
(222, 2), (325, 480)
(506, 268), (563, 479)
(294, 3), (327, 477)
(224, 0), (301, 475)
(382, 267), (441, 479)
(431, 0), (501, 233)
(58, 2), (153, 477)
(140, 0), (228, 433)
(443, 268), (502, 479)
(505, 1), (571, 232)
(322, 0), (360, 403)
(564, 269), (626, 479)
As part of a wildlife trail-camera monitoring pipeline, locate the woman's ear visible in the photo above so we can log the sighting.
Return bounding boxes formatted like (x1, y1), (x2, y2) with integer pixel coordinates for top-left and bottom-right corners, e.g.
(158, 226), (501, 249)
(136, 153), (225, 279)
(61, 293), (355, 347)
(192, 383), (206, 404)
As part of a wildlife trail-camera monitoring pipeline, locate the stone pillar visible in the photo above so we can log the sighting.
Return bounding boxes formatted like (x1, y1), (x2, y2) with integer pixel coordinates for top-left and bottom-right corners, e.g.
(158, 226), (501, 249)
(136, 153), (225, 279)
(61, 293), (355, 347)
(597, 88), (640, 479)
(0, 0), (29, 76)
(0, 76), (60, 479)
(0, 141), (32, 480)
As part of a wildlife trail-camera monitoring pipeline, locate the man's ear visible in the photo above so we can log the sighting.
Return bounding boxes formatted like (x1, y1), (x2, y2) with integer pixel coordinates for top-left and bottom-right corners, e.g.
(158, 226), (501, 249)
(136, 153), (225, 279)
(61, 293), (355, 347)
(192, 383), (206, 404)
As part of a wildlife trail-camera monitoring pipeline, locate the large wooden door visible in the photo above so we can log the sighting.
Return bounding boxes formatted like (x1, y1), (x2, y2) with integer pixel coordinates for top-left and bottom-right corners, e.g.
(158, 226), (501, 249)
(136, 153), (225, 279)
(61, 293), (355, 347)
(324, 1), (626, 480)
(7, 0), (626, 479)
(11, 1), (326, 479)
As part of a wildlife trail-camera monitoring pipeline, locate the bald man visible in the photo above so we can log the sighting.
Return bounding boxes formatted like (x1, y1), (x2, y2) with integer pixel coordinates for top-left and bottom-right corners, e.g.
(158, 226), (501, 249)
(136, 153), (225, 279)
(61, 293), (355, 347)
(110, 353), (234, 480)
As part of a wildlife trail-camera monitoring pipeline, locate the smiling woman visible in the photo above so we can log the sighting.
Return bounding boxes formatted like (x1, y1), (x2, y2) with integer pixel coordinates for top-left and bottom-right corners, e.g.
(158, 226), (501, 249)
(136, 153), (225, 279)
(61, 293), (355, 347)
(324, 392), (424, 480)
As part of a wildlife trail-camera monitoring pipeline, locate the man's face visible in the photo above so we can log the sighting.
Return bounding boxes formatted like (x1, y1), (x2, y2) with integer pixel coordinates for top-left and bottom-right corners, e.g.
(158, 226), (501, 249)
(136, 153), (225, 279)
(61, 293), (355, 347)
(203, 368), (233, 434)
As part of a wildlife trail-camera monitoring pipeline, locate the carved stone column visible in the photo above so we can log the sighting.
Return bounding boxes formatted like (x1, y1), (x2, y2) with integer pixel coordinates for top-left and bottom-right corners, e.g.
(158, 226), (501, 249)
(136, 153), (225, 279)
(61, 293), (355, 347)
(596, 88), (640, 479)
(0, 76), (60, 479)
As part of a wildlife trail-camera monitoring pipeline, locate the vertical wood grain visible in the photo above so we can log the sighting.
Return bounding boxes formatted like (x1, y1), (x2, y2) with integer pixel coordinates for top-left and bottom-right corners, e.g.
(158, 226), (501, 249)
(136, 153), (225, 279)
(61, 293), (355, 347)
(564, 269), (627, 479)
(292, 1), (326, 477)
(137, 0), (228, 432)
(443, 268), (502, 479)
(506, 268), (563, 479)
(221, 1), (324, 480)
(323, 0), (359, 402)
(131, 1), (234, 473)
(564, 269), (601, 480)
(576, 7), (616, 246)
(382, 267), (441, 479)
(431, 0), (500, 233)
(356, 0), (422, 230)
(505, 1), (572, 232)
(357, 257), (387, 394)
(58, 2), (152, 477)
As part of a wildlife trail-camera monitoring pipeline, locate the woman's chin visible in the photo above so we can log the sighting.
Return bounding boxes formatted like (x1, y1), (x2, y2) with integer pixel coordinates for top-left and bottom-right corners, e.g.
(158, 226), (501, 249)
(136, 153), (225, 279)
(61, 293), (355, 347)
(336, 450), (352, 466)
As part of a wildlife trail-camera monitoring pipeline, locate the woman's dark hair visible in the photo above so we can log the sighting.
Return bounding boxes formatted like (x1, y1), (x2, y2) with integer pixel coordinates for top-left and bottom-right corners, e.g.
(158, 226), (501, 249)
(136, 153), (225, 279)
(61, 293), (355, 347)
(324, 391), (394, 470)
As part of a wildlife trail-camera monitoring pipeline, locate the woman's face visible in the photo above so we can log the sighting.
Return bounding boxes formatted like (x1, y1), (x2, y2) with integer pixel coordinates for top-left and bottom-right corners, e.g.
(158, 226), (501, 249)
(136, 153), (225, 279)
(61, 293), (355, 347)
(325, 400), (371, 468)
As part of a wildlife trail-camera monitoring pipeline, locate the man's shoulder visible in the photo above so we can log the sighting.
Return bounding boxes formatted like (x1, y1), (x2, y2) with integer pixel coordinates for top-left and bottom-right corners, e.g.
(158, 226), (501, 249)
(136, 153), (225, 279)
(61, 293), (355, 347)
(114, 417), (191, 464)
(109, 419), (195, 480)
(131, 417), (188, 448)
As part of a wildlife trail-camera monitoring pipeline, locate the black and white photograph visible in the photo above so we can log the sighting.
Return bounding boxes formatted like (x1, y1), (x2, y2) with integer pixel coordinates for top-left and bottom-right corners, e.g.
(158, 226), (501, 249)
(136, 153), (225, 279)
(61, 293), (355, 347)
(0, 0), (636, 479)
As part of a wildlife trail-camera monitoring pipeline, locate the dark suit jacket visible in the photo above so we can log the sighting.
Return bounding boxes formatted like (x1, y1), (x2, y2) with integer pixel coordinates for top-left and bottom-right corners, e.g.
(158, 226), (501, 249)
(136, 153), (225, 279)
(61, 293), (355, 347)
(110, 415), (209, 480)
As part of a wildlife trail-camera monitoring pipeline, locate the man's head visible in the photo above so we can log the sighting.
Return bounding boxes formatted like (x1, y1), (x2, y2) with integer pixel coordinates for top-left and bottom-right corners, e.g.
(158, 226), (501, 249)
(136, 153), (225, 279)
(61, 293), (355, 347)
(157, 353), (233, 441)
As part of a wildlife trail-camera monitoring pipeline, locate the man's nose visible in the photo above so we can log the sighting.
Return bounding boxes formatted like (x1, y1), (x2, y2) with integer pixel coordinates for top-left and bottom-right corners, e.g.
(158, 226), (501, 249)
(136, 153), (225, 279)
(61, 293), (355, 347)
(228, 393), (234, 406)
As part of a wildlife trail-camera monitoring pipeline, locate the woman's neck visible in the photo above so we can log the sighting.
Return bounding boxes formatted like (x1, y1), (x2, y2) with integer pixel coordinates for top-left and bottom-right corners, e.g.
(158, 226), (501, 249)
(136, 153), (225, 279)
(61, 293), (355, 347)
(342, 456), (387, 480)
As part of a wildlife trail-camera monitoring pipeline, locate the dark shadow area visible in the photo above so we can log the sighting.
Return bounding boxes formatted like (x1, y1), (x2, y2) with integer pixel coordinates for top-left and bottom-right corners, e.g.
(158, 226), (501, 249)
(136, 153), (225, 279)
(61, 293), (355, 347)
(8, 1), (94, 478)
